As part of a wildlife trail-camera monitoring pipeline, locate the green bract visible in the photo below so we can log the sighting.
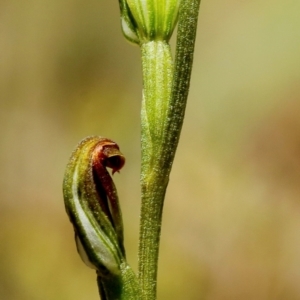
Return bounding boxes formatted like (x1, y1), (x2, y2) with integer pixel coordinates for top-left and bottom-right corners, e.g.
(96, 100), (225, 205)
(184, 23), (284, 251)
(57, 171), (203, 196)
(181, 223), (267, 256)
(119, 0), (180, 44)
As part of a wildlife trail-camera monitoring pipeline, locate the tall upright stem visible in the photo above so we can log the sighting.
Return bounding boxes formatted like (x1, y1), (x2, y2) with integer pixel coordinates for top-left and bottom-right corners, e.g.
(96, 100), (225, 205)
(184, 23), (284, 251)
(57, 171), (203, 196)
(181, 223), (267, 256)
(139, 40), (173, 300)
(138, 1), (201, 299)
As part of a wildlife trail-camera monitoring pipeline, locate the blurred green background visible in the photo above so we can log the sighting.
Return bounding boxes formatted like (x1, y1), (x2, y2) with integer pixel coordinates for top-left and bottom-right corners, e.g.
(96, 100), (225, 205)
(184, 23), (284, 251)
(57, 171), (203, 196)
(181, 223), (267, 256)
(1, 0), (300, 299)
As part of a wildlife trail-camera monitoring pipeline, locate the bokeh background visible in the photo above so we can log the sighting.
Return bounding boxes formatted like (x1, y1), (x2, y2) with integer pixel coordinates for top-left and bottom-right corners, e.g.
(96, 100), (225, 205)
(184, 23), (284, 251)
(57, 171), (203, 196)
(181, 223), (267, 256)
(1, 0), (300, 299)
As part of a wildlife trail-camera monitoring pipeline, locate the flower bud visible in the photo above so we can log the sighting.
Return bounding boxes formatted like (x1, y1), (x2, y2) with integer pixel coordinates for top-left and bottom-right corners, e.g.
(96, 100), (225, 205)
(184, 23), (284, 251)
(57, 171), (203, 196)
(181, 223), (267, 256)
(63, 136), (125, 276)
(63, 137), (141, 298)
(119, 0), (180, 44)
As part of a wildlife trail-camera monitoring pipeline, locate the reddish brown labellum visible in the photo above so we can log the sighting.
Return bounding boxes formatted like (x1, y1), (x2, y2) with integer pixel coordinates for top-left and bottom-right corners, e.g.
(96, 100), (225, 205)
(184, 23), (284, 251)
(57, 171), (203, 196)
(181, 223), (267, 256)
(91, 138), (125, 253)
(93, 139), (125, 175)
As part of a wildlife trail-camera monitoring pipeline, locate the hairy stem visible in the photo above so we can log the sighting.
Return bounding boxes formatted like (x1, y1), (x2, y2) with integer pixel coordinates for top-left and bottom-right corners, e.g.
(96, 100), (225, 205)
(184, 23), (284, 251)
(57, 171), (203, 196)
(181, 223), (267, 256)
(139, 40), (173, 300)
(138, 1), (201, 299)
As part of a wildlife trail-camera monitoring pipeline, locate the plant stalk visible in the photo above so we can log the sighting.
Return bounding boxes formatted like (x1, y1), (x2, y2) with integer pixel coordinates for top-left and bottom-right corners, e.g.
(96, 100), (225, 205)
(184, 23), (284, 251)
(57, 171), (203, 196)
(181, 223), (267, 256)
(139, 40), (173, 300)
(138, 1), (201, 299)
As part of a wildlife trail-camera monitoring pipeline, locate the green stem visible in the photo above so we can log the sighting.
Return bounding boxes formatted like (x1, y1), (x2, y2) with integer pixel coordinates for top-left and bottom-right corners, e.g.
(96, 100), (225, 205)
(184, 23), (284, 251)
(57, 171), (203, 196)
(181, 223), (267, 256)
(138, 1), (201, 299)
(139, 40), (173, 300)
